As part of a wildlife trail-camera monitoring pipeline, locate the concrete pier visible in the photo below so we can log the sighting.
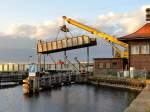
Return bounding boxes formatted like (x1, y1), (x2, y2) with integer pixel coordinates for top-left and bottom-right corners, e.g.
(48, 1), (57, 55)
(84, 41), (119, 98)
(124, 84), (150, 112)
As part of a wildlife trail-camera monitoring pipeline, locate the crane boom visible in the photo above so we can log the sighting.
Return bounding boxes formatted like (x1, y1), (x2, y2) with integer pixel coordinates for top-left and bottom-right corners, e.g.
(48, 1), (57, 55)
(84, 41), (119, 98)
(62, 16), (128, 48)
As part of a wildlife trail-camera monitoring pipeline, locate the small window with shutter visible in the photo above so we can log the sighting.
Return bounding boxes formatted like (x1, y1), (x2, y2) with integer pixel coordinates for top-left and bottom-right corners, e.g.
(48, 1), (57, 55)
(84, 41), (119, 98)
(131, 45), (140, 54)
(141, 44), (149, 54)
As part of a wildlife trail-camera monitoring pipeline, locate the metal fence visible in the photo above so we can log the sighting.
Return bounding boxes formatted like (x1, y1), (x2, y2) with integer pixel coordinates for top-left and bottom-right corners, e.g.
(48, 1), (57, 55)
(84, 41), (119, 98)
(102, 69), (150, 79)
(0, 63), (93, 73)
(0, 64), (28, 72)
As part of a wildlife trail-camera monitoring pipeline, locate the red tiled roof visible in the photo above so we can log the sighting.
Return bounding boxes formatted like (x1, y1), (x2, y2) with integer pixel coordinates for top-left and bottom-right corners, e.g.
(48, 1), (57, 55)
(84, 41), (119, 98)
(119, 23), (150, 41)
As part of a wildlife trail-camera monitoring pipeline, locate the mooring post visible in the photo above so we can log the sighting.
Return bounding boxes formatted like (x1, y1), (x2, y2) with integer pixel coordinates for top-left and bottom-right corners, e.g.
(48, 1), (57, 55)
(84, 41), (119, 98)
(0, 78), (1, 88)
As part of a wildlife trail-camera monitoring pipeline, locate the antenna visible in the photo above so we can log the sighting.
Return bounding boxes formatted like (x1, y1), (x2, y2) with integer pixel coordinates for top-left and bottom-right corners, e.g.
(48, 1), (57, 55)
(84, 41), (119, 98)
(146, 8), (150, 22)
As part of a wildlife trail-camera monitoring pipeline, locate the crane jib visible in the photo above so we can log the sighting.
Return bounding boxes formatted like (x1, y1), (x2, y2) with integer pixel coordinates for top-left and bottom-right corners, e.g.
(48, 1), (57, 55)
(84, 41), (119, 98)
(63, 16), (128, 48)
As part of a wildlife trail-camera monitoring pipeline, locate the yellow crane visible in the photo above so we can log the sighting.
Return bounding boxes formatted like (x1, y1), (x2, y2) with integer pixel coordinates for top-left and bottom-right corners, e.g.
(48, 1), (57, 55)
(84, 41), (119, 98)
(62, 16), (128, 58)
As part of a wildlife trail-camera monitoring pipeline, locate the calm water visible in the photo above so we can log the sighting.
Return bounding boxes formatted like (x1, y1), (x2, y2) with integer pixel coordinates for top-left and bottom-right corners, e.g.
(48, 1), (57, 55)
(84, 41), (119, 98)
(0, 84), (139, 112)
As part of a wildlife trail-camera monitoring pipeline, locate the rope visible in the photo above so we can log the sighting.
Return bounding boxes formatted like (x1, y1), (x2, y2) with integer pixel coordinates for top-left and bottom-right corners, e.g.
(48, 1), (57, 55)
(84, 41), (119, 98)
(55, 29), (61, 41)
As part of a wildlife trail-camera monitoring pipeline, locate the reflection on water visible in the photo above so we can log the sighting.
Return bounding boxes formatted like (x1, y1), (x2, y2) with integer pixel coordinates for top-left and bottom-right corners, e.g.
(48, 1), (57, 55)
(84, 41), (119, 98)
(0, 84), (139, 112)
(0, 82), (18, 89)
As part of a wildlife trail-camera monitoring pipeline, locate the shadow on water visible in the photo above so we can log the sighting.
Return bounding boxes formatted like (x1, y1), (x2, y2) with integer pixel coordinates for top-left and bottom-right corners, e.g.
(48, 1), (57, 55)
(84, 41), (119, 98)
(0, 83), (19, 89)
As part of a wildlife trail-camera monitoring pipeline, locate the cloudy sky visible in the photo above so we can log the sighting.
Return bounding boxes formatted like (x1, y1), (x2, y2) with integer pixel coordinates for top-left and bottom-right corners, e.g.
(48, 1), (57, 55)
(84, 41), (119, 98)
(0, 0), (150, 63)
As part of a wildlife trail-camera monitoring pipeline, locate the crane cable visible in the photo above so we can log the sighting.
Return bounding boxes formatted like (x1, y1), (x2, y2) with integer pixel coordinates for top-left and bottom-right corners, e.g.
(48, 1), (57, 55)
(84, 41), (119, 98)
(53, 19), (74, 67)
(48, 54), (56, 64)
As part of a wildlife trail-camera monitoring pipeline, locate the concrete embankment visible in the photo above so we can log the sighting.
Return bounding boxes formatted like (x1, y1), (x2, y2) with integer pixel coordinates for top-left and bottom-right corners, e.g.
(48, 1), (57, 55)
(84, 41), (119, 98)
(89, 77), (146, 91)
(124, 85), (150, 112)
(90, 81), (142, 91)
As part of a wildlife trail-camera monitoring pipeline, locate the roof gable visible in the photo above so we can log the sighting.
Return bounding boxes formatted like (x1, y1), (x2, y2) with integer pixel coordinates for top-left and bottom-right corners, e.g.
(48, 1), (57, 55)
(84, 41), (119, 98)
(119, 23), (150, 41)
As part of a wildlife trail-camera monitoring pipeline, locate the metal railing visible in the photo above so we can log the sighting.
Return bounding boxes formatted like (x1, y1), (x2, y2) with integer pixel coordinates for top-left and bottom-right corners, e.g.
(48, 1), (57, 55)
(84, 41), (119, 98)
(0, 63), (90, 73)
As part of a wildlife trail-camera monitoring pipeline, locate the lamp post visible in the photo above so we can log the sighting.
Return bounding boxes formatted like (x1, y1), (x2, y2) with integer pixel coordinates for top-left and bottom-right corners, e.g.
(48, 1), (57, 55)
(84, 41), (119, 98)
(28, 56), (32, 64)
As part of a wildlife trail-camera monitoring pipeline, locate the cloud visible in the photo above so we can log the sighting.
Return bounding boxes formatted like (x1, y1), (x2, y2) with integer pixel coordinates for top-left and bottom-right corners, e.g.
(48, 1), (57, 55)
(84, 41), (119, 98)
(0, 5), (150, 40)
(0, 5), (150, 63)
(0, 18), (64, 40)
(93, 5), (150, 37)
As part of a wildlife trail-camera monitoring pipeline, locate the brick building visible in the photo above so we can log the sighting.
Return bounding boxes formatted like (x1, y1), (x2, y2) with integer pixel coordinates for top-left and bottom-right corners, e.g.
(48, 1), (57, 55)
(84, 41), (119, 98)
(94, 58), (127, 76)
(119, 23), (150, 72)
(94, 8), (150, 76)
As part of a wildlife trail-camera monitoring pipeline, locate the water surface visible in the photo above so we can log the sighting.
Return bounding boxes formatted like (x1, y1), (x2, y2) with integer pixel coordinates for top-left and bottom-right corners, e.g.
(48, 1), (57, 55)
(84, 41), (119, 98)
(0, 84), (138, 112)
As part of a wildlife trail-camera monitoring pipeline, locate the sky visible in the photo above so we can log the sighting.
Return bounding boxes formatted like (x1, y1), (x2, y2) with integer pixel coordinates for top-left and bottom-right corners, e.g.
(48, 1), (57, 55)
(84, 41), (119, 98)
(0, 0), (150, 63)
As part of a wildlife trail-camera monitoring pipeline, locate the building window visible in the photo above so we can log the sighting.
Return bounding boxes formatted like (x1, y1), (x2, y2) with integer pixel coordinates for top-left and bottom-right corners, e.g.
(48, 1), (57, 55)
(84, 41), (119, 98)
(141, 44), (149, 54)
(131, 45), (140, 54)
(106, 63), (110, 68)
(99, 63), (103, 68)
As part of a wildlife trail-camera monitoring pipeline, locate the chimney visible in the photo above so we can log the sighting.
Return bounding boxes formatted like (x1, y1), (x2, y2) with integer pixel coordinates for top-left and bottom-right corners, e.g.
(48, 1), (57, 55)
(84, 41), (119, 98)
(146, 8), (150, 22)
